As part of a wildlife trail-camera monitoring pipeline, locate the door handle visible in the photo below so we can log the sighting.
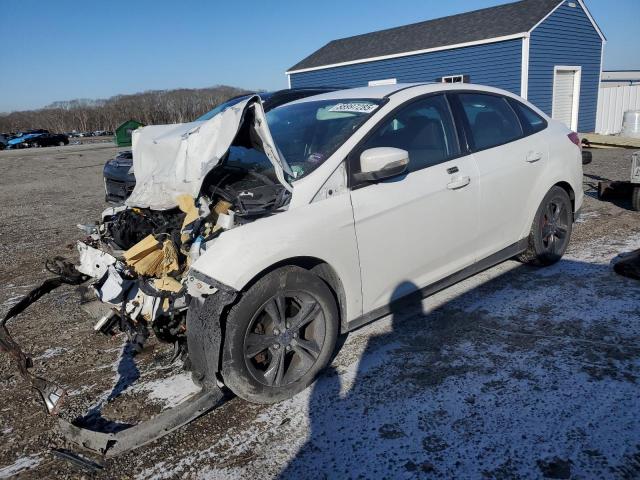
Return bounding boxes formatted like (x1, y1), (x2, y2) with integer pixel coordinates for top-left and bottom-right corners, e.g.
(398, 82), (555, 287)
(526, 152), (543, 163)
(447, 176), (471, 190)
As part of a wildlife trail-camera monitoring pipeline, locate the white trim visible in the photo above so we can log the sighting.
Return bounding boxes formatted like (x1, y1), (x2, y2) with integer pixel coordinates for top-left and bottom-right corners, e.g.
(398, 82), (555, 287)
(595, 43), (604, 130)
(528, 0), (606, 43)
(287, 73), (291, 89)
(575, 0), (606, 42)
(520, 35), (530, 99)
(286, 33), (527, 74)
(528, 0), (564, 32)
(552, 65), (582, 131)
(368, 78), (397, 86)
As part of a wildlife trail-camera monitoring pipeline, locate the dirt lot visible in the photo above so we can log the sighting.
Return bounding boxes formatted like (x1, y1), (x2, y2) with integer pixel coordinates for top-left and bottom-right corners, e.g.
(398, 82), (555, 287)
(0, 144), (639, 479)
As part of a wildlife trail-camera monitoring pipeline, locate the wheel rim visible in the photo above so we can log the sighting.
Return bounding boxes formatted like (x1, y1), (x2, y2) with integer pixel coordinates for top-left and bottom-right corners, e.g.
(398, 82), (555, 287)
(540, 199), (570, 255)
(243, 291), (326, 388)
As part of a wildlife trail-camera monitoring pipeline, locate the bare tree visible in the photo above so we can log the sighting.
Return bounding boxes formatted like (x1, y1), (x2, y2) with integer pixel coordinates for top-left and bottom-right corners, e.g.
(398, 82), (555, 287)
(0, 85), (251, 133)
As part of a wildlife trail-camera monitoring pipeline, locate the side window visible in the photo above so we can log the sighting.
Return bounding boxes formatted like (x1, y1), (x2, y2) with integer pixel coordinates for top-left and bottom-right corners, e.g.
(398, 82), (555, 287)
(508, 99), (548, 135)
(457, 93), (523, 151)
(360, 95), (460, 173)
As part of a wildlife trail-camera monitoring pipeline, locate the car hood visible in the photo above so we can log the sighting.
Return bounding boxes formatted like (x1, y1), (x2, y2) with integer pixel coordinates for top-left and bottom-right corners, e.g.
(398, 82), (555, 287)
(126, 95), (292, 211)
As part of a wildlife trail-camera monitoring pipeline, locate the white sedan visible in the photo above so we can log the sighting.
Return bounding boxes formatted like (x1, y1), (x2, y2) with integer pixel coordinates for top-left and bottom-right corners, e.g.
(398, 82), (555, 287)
(177, 82), (584, 403)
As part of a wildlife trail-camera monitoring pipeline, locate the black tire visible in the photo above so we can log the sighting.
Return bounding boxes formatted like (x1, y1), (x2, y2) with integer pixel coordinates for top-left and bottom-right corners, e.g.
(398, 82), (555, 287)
(518, 186), (573, 266)
(632, 186), (640, 212)
(221, 266), (339, 404)
(58, 141), (65, 146)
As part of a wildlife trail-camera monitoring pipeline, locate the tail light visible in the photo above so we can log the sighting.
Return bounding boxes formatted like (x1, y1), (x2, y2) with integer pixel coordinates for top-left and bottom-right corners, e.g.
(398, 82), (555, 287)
(567, 132), (581, 150)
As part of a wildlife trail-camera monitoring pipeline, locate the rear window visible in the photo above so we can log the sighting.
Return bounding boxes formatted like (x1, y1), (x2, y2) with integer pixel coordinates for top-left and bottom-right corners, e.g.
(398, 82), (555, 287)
(458, 93), (523, 151)
(508, 99), (548, 135)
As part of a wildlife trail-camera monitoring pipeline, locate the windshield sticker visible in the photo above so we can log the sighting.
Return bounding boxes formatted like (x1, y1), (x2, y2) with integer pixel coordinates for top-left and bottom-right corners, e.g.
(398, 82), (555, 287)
(328, 102), (378, 114)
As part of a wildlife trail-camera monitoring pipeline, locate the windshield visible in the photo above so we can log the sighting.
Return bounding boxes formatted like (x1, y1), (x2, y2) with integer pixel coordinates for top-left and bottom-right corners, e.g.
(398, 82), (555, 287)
(195, 95), (252, 121)
(266, 98), (382, 179)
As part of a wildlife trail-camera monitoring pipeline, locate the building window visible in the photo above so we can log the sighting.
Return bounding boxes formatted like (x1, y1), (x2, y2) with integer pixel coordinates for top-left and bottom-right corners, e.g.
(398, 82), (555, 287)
(439, 74), (470, 83)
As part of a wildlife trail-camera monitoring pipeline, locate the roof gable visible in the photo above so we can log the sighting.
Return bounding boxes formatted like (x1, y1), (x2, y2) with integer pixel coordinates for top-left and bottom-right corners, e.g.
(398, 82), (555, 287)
(288, 0), (562, 73)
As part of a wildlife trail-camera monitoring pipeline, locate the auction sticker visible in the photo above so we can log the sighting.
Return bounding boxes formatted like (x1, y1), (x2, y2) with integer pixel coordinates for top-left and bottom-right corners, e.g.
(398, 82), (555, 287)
(328, 102), (378, 114)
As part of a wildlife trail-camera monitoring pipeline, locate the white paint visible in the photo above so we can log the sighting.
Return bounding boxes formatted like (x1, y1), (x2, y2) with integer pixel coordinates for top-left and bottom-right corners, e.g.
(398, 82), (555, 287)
(191, 83), (581, 322)
(520, 35), (530, 99)
(368, 78), (397, 86)
(0, 455), (41, 478)
(552, 66), (582, 131)
(286, 33), (528, 74)
(596, 84), (640, 134)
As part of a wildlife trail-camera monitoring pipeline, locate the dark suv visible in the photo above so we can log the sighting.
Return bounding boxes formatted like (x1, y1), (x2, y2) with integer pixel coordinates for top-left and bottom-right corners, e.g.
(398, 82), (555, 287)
(24, 133), (69, 148)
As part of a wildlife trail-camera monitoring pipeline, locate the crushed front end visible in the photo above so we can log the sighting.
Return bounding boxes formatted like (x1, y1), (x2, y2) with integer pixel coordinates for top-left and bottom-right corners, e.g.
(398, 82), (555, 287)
(0, 95), (293, 461)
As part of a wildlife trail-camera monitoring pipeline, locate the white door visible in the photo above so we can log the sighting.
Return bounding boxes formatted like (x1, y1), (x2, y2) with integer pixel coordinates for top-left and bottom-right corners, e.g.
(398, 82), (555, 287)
(454, 92), (548, 260)
(552, 67), (581, 130)
(349, 94), (480, 313)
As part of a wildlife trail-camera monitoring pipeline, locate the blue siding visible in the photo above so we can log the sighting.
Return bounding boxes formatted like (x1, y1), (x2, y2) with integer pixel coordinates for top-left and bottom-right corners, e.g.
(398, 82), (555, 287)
(290, 39), (523, 96)
(528, 0), (602, 132)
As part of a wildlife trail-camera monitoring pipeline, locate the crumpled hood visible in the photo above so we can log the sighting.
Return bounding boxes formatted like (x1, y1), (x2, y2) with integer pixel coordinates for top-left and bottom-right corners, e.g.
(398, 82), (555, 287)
(126, 96), (292, 211)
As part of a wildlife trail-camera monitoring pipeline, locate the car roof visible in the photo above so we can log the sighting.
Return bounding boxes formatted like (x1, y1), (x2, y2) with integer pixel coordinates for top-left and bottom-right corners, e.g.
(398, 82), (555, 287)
(284, 82), (519, 105)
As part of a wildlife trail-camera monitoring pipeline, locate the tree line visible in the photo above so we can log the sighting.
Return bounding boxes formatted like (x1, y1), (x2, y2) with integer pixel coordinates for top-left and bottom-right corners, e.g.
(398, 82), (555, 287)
(0, 85), (251, 134)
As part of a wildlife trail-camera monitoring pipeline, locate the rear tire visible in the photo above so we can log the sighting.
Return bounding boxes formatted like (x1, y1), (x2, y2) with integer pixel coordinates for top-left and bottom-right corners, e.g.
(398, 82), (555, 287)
(221, 266), (339, 404)
(518, 186), (573, 266)
(58, 141), (65, 146)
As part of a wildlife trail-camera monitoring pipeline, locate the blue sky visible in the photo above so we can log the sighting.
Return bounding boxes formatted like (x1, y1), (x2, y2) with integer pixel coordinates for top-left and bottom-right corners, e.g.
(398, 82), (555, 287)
(0, 0), (638, 112)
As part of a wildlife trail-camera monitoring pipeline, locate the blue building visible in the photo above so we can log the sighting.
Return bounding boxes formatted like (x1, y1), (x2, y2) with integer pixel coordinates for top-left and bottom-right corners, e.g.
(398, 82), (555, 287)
(287, 0), (605, 133)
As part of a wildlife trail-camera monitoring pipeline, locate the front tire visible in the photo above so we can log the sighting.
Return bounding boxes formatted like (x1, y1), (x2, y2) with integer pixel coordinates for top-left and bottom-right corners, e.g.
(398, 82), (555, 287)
(221, 266), (339, 404)
(518, 186), (573, 266)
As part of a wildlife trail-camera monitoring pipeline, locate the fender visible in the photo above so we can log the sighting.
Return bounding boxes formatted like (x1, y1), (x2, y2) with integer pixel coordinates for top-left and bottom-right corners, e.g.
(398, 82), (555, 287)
(517, 128), (584, 240)
(189, 191), (363, 323)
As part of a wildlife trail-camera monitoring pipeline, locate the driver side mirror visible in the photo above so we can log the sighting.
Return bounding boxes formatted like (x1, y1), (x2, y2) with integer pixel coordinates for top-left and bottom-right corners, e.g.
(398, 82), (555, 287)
(353, 147), (409, 183)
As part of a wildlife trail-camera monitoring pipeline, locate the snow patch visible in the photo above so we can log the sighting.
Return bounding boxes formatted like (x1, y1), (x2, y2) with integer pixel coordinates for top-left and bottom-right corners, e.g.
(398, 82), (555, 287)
(34, 347), (68, 360)
(0, 455), (41, 478)
(132, 372), (201, 410)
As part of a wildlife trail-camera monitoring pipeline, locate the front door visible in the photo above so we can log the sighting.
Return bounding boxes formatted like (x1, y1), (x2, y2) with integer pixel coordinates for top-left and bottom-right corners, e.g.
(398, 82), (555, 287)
(349, 94), (480, 314)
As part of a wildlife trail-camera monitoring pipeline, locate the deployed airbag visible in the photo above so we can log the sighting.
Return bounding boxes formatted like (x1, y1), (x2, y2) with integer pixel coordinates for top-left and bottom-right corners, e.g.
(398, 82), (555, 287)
(126, 96), (291, 211)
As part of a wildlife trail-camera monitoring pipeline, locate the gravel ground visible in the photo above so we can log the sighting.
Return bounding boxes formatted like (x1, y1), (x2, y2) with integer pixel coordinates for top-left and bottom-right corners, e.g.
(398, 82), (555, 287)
(0, 145), (639, 479)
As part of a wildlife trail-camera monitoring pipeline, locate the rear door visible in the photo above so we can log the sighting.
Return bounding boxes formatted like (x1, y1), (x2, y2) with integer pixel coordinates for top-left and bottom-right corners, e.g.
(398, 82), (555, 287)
(451, 92), (548, 260)
(349, 94), (480, 313)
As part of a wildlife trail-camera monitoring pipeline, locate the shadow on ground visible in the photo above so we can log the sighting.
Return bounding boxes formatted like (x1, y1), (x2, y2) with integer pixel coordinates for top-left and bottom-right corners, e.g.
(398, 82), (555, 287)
(279, 257), (640, 479)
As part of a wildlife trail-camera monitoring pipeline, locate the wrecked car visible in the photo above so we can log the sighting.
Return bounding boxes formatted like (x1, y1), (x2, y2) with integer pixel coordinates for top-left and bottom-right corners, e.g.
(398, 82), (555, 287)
(1, 83), (584, 459)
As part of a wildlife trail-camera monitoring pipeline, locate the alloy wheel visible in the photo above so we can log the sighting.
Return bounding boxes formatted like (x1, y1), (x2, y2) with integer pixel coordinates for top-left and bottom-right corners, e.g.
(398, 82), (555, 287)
(540, 199), (570, 255)
(243, 292), (326, 388)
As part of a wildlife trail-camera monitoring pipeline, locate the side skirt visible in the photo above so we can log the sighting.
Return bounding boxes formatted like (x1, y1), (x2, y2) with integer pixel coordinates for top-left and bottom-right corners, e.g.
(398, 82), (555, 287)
(345, 238), (529, 332)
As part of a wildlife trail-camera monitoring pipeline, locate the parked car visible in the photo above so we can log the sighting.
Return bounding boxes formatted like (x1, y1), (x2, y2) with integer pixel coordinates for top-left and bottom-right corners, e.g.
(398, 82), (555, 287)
(103, 150), (135, 203)
(0, 134), (7, 150)
(22, 132), (69, 148)
(102, 87), (337, 203)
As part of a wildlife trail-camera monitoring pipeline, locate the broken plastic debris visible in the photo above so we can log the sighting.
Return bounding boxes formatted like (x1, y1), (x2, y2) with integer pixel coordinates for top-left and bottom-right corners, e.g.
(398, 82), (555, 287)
(76, 242), (116, 278)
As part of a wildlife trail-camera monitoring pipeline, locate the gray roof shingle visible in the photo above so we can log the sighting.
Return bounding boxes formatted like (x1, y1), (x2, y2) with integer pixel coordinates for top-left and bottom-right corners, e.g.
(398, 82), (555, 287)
(288, 0), (561, 72)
